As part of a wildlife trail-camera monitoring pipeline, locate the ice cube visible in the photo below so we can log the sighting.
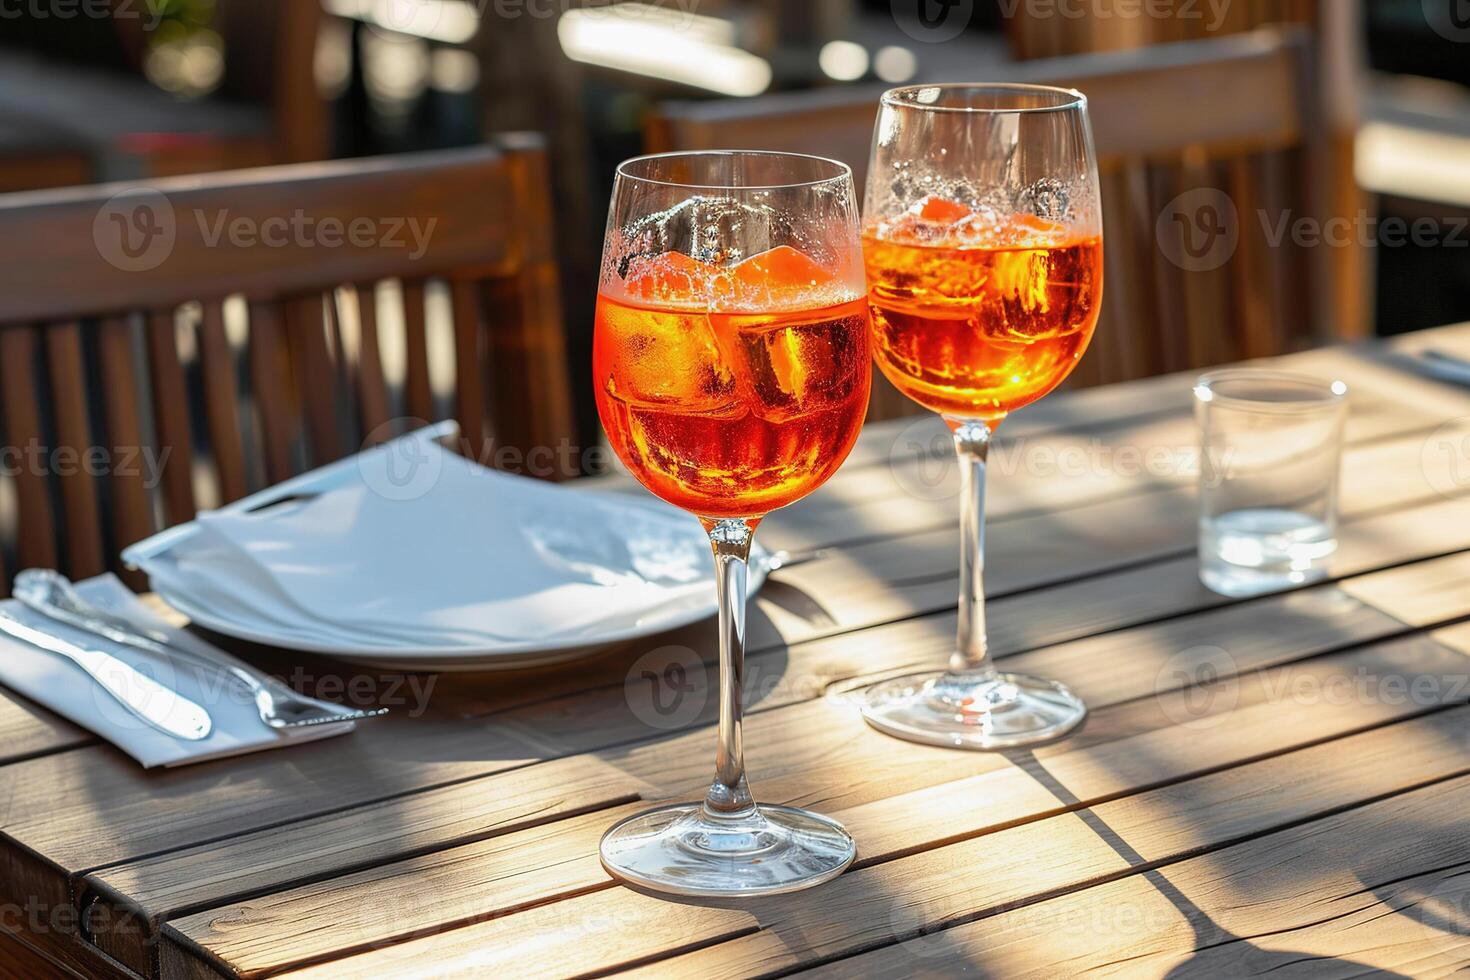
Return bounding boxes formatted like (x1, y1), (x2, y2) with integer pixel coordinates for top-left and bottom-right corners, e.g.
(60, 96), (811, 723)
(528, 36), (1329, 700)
(599, 299), (742, 418)
(721, 244), (840, 310)
(734, 307), (868, 423)
(621, 251), (719, 304)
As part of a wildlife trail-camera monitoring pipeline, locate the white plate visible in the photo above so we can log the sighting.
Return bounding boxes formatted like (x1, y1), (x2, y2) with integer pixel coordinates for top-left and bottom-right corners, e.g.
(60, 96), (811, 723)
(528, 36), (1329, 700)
(124, 422), (768, 672)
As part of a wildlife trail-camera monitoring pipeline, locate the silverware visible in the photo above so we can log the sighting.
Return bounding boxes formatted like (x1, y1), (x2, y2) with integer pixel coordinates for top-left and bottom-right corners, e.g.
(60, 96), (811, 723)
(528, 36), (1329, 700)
(0, 613), (212, 740)
(12, 570), (388, 730)
(1420, 348), (1470, 387)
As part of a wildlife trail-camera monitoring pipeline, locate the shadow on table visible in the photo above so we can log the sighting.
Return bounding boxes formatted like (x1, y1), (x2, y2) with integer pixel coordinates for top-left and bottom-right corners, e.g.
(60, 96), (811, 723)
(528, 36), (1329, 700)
(1007, 750), (1410, 977)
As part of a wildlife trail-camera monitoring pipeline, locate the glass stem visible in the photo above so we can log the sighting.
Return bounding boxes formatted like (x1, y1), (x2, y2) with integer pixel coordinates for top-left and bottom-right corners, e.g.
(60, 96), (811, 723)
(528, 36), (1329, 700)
(703, 518), (756, 817)
(950, 419), (998, 680)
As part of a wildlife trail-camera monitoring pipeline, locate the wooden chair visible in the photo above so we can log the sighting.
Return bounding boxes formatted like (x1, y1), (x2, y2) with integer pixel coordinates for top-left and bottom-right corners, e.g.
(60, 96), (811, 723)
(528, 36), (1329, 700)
(0, 138), (573, 592)
(648, 28), (1367, 419)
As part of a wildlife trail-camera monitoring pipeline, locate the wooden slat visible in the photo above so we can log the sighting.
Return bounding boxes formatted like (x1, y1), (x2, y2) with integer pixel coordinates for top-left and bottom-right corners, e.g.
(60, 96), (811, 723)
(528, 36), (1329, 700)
(4, 391), (1462, 918)
(449, 279), (485, 461)
(806, 771), (1470, 977)
(87, 544), (1470, 974)
(347, 283), (391, 444)
(0, 690), (91, 765)
(196, 303), (248, 504)
(43, 321), (105, 577)
(245, 300), (297, 486)
(143, 309), (196, 525)
(0, 148), (515, 323)
(240, 691), (1470, 980)
(0, 325), (57, 571)
(96, 316), (155, 565)
(286, 294), (342, 465)
(400, 279), (433, 424)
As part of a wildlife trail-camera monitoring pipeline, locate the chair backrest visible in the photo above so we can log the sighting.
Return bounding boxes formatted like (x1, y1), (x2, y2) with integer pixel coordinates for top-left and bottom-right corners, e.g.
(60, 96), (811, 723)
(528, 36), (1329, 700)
(648, 29), (1364, 417)
(0, 138), (573, 590)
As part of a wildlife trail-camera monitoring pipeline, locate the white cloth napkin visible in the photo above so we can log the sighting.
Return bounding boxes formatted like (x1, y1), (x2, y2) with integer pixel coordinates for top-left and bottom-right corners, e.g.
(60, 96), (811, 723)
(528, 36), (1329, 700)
(0, 575), (353, 768)
(140, 442), (713, 652)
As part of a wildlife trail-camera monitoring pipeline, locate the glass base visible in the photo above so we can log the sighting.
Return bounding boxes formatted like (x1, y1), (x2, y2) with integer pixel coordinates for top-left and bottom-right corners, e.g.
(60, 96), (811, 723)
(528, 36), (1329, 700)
(860, 670), (1086, 750)
(599, 801), (856, 897)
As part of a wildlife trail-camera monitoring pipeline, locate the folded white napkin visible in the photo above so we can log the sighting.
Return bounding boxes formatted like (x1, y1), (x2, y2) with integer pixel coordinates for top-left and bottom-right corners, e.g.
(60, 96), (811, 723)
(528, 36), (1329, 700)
(0, 575), (353, 768)
(140, 442), (714, 653)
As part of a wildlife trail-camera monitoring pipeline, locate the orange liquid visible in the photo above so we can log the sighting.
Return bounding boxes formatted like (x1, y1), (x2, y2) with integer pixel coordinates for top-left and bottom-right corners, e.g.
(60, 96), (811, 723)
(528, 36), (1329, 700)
(594, 293), (871, 518)
(863, 232), (1103, 419)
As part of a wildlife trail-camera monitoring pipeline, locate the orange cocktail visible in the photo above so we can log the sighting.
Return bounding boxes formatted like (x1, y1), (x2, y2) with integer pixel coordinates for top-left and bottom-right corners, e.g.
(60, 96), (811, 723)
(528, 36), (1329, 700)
(594, 245), (871, 519)
(864, 196), (1102, 421)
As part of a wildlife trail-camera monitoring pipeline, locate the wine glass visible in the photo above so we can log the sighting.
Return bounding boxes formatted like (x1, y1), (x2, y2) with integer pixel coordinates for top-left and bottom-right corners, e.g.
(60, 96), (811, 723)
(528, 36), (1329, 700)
(593, 151), (871, 895)
(857, 84), (1103, 749)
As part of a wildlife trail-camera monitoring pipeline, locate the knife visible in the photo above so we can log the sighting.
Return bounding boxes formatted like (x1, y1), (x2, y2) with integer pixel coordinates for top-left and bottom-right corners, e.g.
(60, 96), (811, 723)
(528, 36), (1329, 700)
(0, 614), (213, 741)
(1419, 348), (1470, 387)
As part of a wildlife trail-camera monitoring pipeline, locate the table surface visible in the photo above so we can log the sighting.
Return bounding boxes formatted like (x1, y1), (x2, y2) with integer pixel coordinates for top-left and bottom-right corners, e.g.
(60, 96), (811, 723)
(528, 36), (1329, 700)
(4, 324), (1470, 979)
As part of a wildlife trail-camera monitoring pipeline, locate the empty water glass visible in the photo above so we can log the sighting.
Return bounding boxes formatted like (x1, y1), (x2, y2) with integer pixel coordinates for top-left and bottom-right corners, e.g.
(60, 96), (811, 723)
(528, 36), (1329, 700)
(1195, 370), (1348, 597)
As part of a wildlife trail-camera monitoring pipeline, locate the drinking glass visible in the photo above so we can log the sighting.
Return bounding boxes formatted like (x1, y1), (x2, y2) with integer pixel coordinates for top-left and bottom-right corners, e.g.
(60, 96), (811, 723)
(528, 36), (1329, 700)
(593, 151), (870, 896)
(1195, 370), (1347, 597)
(857, 84), (1102, 749)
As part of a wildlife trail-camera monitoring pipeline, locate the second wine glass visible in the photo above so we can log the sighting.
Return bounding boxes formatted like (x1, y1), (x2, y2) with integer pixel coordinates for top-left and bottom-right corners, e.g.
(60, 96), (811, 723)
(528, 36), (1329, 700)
(858, 84), (1104, 749)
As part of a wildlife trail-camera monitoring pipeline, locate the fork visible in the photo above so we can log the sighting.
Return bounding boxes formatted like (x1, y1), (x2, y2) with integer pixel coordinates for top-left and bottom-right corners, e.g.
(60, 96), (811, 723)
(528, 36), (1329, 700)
(13, 570), (388, 730)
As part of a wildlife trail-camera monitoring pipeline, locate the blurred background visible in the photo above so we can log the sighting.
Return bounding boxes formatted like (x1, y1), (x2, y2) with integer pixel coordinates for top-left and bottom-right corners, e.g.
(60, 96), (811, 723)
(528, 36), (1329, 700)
(1, 0), (1468, 467)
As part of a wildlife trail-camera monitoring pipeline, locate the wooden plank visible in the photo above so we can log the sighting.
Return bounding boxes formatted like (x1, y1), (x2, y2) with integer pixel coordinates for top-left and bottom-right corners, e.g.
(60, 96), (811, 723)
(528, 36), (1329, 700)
(449, 278), (485, 461)
(143, 310), (197, 526)
(245, 300), (297, 486)
(347, 284), (390, 444)
(96, 316), (156, 571)
(196, 303), (248, 504)
(802, 773), (1470, 978)
(400, 279), (433, 424)
(285, 295), (341, 465)
(0, 691), (91, 765)
(80, 544), (1451, 970)
(0, 926), (88, 980)
(83, 758), (650, 977)
(43, 321), (105, 578)
(13, 458), (1457, 943)
(0, 147), (514, 323)
(0, 325), (58, 571)
(244, 698), (1470, 980)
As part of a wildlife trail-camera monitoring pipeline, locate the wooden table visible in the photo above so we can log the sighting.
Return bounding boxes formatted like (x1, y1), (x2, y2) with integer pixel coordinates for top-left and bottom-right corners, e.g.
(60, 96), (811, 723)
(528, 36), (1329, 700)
(4, 324), (1470, 979)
